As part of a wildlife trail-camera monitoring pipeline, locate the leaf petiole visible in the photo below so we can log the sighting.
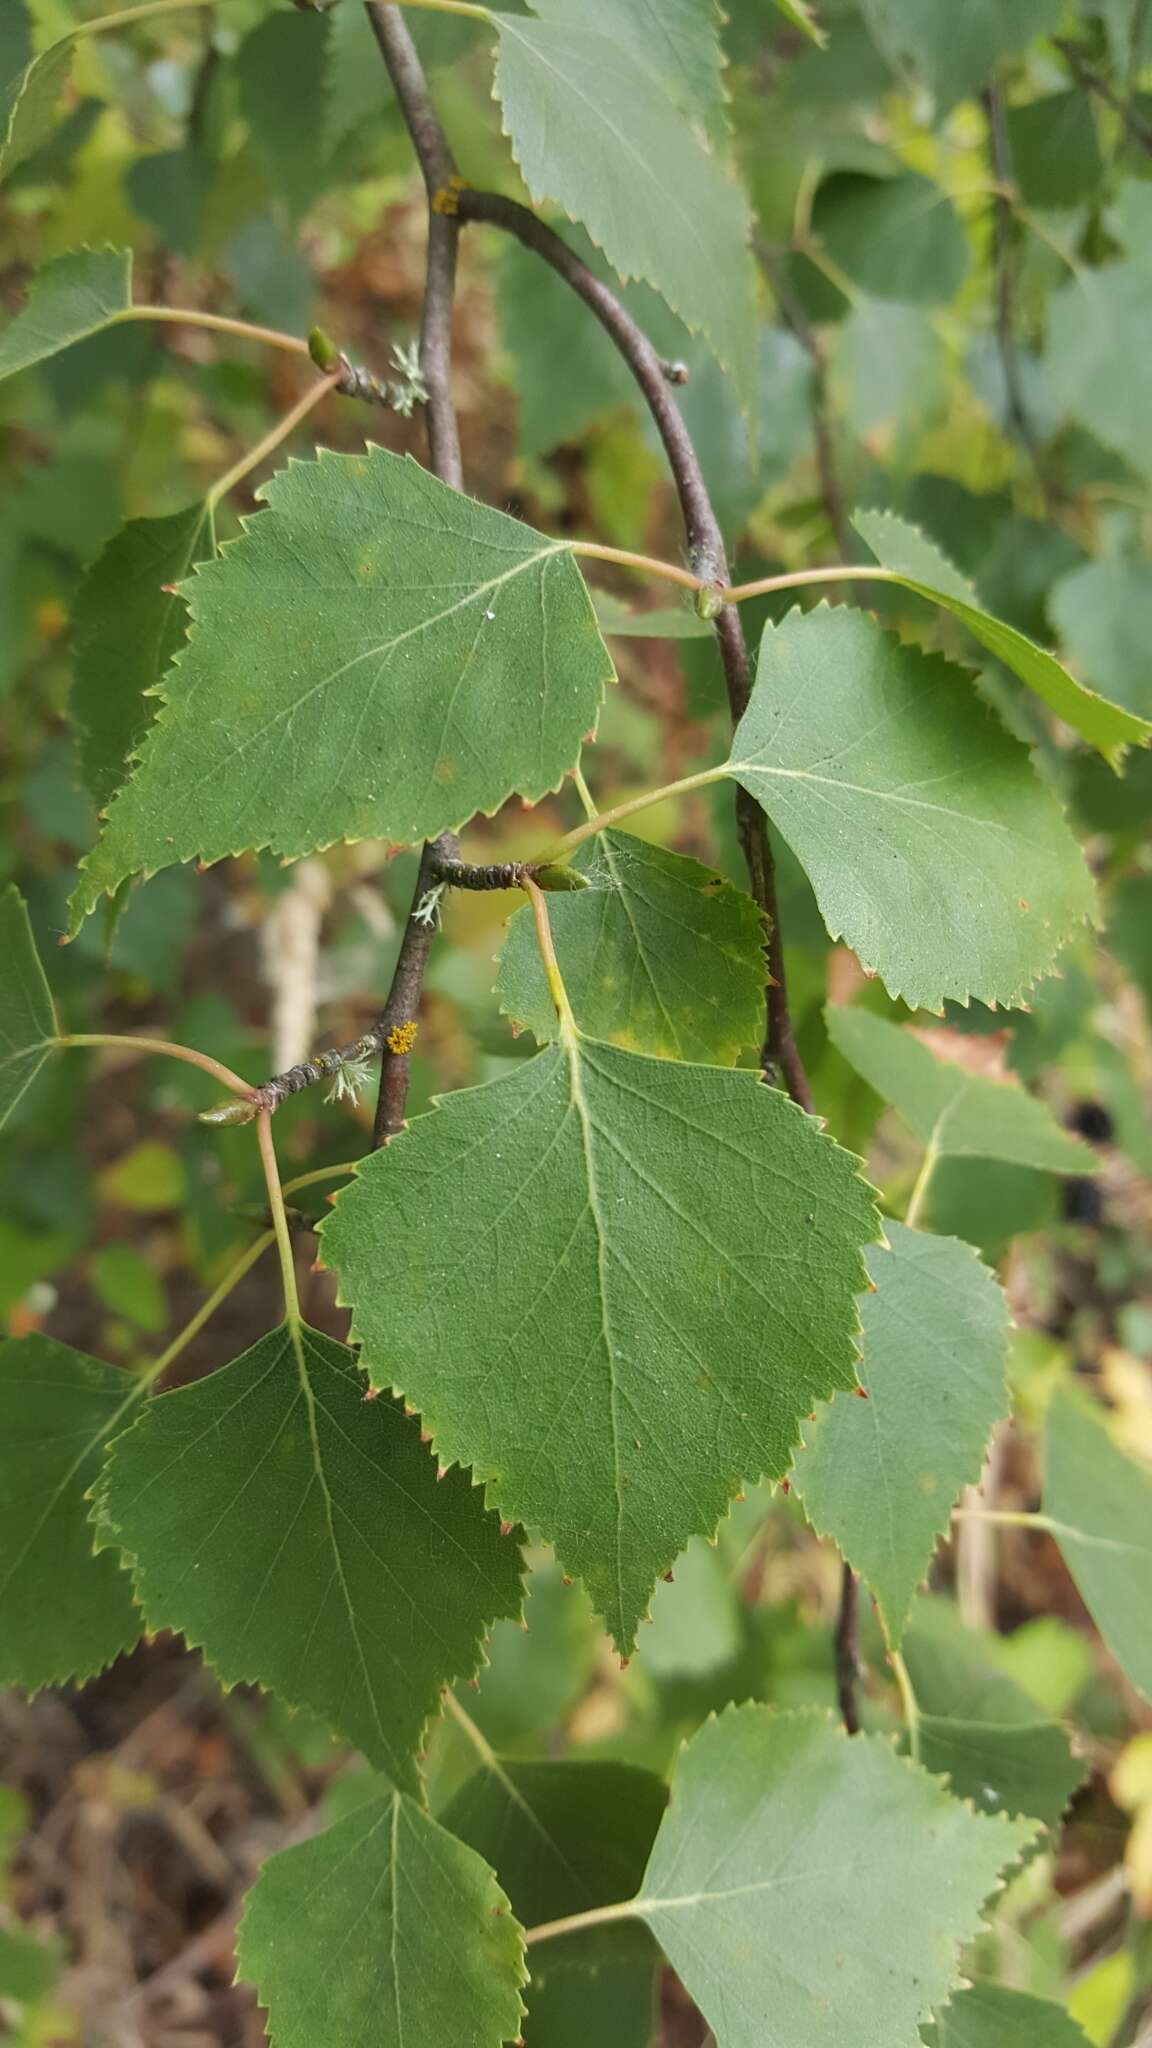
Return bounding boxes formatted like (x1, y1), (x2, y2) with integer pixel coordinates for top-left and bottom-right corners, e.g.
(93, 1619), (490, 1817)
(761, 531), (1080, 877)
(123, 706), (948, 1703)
(256, 1112), (303, 1332)
(889, 1647), (922, 1765)
(520, 876), (578, 1041)
(57, 1031), (252, 1098)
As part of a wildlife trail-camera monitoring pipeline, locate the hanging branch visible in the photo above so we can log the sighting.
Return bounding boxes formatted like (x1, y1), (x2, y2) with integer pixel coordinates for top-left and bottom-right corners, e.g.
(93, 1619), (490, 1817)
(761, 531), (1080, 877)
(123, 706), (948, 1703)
(455, 188), (814, 1111)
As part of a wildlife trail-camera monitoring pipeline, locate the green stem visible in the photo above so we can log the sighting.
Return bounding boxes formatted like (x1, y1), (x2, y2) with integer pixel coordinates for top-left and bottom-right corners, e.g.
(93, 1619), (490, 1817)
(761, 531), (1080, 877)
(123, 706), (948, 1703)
(521, 877), (578, 1041)
(116, 306), (309, 356)
(391, 0), (492, 19)
(567, 536), (903, 611)
(207, 372), (341, 511)
(543, 766), (730, 862)
(889, 1647), (922, 1765)
(57, 1031), (251, 1098)
(571, 761), (598, 823)
(569, 539), (703, 594)
(71, 0), (209, 42)
(148, 1231), (274, 1380)
(952, 1508), (1054, 1532)
(903, 1140), (939, 1231)
(524, 1897), (639, 1948)
(280, 1161), (358, 1199)
(256, 1111), (303, 1330)
(442, 1689), (499, 1766)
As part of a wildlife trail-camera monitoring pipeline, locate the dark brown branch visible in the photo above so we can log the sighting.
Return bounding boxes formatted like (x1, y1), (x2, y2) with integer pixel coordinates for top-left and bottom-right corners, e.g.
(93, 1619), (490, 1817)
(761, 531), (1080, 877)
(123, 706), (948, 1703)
(835, 1565), (861, 1734)
(1053, 35), (1152, 154)
(457, 188), (814, 1109)
(982, 87), (1052, 508)
(364, 5), (464, 1146)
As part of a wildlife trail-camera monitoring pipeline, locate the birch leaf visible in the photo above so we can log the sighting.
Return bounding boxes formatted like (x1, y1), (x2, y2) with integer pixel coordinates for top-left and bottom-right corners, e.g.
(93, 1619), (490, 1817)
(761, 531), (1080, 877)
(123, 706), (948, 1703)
(0, 885), (57, 1133)
(1045, 1385), (1152, 1702)
(0, 247), (131, 380)
(322, 1040), (880, 1650)
(727, 607), (1096, 1010)
(0, 33), (77, 184)
(98, 1324), (524, 1790)
(923, 1983), (1092, 2048)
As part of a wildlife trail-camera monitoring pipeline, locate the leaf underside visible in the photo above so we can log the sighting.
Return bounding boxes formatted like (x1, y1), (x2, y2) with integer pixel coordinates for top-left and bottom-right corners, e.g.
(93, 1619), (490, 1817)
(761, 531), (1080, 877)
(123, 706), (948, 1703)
(322, 1037), (880, 1650)
(98, 1323), (524, 1791)
(793, 1221), (1010, 1642)
(729, 606), (1096, 1011)
(635, 1704), (1035, 2048)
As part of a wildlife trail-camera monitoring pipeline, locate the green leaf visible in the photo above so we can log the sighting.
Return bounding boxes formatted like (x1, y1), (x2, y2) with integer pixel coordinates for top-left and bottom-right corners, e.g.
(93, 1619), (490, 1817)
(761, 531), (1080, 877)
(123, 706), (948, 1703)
(0, 1335), (141, 1691)
(813, 172), (968, 305)
(1044, 1384), (1152, 1703)
(793, 1222), (1010, 1641)
(0, 32), (77, 184)
(322, 1039), (880, 1649)
(727, 608), (1096, 1010)
(1048, 558), (1152, 723)
(853, 508), (1151, 765)
(0, 885), (57, 1133)
(526, 0), (730, 140)
(1005, 91), (1102, 211)
(1046, 255), (1152, 481)
(632, 1705), (1034, 2048)
(236, 11), (330, 220)
(0, 247), (132, 382)
(72, 505), (214, 812)
(495, 830), (765, 1062)
(70, 450), (612, 928)
(836, 301), (946, 437)
(445, 1758), (665, 2046)
(236, 1780), (527, 2048)
(98, 1324), (524, 1790)
(1108, 872), (1152, 1005)
(491, 15), (758, 416)
(860, 0), (1065, 112)
(923, 1982), (1092, 2048)
(902, 1600), (1087, 1832)
(592, 592), (714, 639)
(0, 1920), (64, 2005)
(825, 1007), (1092, 1174)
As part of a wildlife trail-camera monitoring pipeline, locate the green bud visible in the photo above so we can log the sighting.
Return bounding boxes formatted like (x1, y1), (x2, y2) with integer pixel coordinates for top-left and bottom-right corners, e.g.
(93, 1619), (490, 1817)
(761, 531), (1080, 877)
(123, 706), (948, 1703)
(199, 1098), (259, 1128)
(694, 583), (725, 621)
(308, 326), (341, 373)
(534, 863), (589, 893)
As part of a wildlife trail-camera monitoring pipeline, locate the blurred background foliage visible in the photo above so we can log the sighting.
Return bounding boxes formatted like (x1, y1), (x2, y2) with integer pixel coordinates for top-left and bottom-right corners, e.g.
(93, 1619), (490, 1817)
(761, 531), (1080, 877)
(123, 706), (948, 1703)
(2, 0), (1152, 2041)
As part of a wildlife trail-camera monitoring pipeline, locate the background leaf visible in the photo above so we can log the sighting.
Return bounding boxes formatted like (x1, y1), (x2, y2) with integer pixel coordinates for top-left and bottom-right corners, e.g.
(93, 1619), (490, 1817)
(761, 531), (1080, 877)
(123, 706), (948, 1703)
(99, 1324), (524, 1791)
(853, 508), (1151, 763)
(813, 172), (968, 305)
(0, 32), (76, 183)
(491, 14), (757, 415)
(71, 505), (214, 811)
(923, 1982), (1092, 2048)
(323, 1040), (879, 1649)
(793, 1222), (1010, 1641)
(859, 0), (1065, 111)
(0, 247), (132, 383)
(1044, 1386), (1152, 1703)
(0, 1335), (141, 1690)
(826, 1008), (1093, 1174)
(236, 1780), (527, 2048)
(71, 450), (612, 926)
(634, 1705), (1034, 2048)
(728, 607), (1096, 1010)
(495, 830), (765, 1062)
(235, 11), (330, 221)
(0, 885), (57, 1132)
(1047, 558), (1152, 723)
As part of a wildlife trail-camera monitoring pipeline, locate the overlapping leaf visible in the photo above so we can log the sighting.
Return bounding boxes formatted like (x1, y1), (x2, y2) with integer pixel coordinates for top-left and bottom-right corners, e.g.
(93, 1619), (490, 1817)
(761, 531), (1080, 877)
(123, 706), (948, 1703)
(0, 247), (131, 382)
(495, 830), (765, 1062)
(923, 1982), (1092, 2048)
(446, 1758), (665, 2046)
(726, 607), (1096, 1010)
(491, 13), (757, 414)
(632, 1705), (1034, 2048)
(1047, 252), (1152, 480)
(826, 1007), (1092, 1173)
(1048, 558), (1152, 722)
(70, 450), (612, 928)
(72, 505), (214, 811)
(322, 1037), (880, 1649)
(793, 1222), (1010, 1641)
(853, 508), (1152, 763)
(1044, 1385), (1152, 1702)
(0, 31), (77, 184)
(0, 1335), (141, 1690)
(0, 886), (57, 1132)
(237, 1780), (527, 2048)
(98, 1324), (524, 1790)
(903, 1601), (1086, 1833)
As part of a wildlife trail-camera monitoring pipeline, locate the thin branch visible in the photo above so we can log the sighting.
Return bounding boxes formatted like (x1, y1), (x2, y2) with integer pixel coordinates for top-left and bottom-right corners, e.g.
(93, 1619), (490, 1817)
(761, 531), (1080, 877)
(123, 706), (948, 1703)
(458, 188), (814, 1108)
(206, 371), (341, 511)
(758, 243), (856, 563)
(1053, 36), (1152, 154)
(117, 305), (311, 355)
(834, 1564), (861, 1735)
(982, 86), (1052, 508)
(363, 5), (465, 1149)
